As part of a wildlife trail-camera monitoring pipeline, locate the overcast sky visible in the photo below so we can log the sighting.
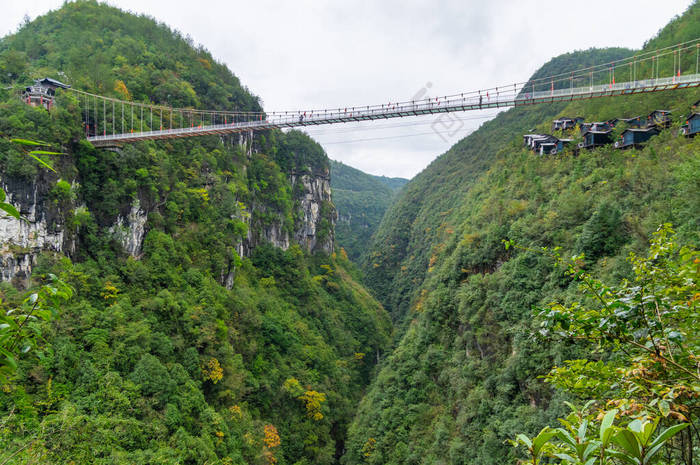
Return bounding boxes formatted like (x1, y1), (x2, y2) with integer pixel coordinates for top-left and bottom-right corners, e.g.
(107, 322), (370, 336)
(1, 0), (693, 178)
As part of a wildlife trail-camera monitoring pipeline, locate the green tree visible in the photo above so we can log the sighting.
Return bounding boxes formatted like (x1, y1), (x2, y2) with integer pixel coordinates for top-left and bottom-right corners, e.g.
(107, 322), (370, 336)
(575, 202), (625, 260)
(512, 224), (698, 464)
(0, 50), (28, 82)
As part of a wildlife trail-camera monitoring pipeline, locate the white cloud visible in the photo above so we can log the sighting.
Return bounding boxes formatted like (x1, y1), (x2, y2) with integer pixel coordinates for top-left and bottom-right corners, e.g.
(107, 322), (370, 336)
(0, 0), (693, 178)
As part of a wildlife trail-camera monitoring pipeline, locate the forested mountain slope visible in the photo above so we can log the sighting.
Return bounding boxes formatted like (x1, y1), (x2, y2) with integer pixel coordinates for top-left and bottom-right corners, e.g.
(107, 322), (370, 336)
(330, 160), (407, 262)
(345, 3), (700, 464)
(0, 2), (391, 464)
(361, 46), (634, 323)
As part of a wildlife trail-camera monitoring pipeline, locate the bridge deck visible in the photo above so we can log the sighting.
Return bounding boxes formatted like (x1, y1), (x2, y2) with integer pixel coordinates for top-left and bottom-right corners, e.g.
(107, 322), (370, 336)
(88, 73), (700, 147)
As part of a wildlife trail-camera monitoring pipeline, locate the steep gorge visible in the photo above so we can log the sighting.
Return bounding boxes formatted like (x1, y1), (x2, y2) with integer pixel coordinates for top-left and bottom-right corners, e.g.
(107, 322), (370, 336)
(330, 160), (407, 262)
(0, 1), (698, 465)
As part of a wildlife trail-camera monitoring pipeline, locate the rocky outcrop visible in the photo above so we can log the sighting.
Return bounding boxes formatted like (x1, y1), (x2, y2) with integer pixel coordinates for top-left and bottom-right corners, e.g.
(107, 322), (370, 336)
(238, 171), (336, 258)
(0, 176), (150, 283)
(239, 129), (254, 157)
(261, 221), (290, 250)
(109, 199), (147, 257)
(0, 253), (34, 287)
(239, 215), (290, 258)
(239, 202), (289, 258)
(291, 173), (335, 254)
(0, 176), (64, 286)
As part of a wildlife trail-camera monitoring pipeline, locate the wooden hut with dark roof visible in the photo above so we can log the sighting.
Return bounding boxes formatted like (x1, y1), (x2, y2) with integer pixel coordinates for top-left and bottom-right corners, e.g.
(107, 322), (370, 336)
(647, 110), (672, 128)
(580, 121), (613, 135)
(22, 77), (71, 111)
(539, 138), (572, 155)
(620, 116), (645, 128)
(614, 126), (660, 149)
(680, 113), (700, 137)
(579, 128), (613, 149)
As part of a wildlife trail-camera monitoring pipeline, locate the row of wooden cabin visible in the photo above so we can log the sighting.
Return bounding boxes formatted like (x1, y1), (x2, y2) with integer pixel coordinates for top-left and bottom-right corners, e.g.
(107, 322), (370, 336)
(526, 100), (699, 154)
(579, 110), (673, 149)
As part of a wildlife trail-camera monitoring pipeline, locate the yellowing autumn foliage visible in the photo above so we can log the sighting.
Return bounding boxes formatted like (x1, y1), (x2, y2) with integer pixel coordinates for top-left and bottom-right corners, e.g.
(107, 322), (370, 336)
(362, 437), (376, 457)
(263, 424), (281, 448)
(262, 450), (277, 465)
(101, 282), (119, 304)
(188, 187), (209, 203)
(197, 57), (212, 69)
(229, 404), (242, 419)
(263, 424), (281, 464)
(298, 390), (326, 421)
(412, 289), (429, 313)
(113, 79), (131, 100)
(202, 357), (223, 383)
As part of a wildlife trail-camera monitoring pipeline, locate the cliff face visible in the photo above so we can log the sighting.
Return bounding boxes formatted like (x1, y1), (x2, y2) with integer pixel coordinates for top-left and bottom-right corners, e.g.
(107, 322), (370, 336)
(0, 175), (65, 286)
(236, 130), (336, 258)
(291, 172), (335, 254)
(241, 173), (335, 255)
(0, 175), (147, 284)
(0, 132), (336, 285)
(107, 199), (148, 257)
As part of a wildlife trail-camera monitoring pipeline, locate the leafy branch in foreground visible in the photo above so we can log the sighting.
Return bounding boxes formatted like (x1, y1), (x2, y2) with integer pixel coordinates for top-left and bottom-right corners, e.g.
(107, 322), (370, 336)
(512, 403), (688, 465)
(0, 274), (72, 383)
(506, 224), (698, 464)
(10, 137), (64, 173)
(0, 138), (66, 221)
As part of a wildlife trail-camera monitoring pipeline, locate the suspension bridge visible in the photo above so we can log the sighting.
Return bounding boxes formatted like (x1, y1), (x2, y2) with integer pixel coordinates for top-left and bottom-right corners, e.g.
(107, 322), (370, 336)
(64, 39), (700, 148)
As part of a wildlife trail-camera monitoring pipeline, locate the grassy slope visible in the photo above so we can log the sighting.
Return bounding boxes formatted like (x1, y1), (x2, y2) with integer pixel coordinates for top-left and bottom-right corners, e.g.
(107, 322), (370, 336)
(331, 160), (407, 262)
(345, 3), (700, 464)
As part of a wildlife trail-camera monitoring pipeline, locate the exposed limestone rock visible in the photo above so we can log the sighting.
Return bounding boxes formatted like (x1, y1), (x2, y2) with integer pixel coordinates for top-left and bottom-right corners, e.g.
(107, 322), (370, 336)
(238, 130), (254, 157)
(291, 173), (335, 254)
(109, 199), (148, 257)
(0, 178), (64, 284)
(237, 171), (336, 258)
(262, 221), (290, 250)
(239, 205), (290, 256)
(0, 252), (34, 288)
